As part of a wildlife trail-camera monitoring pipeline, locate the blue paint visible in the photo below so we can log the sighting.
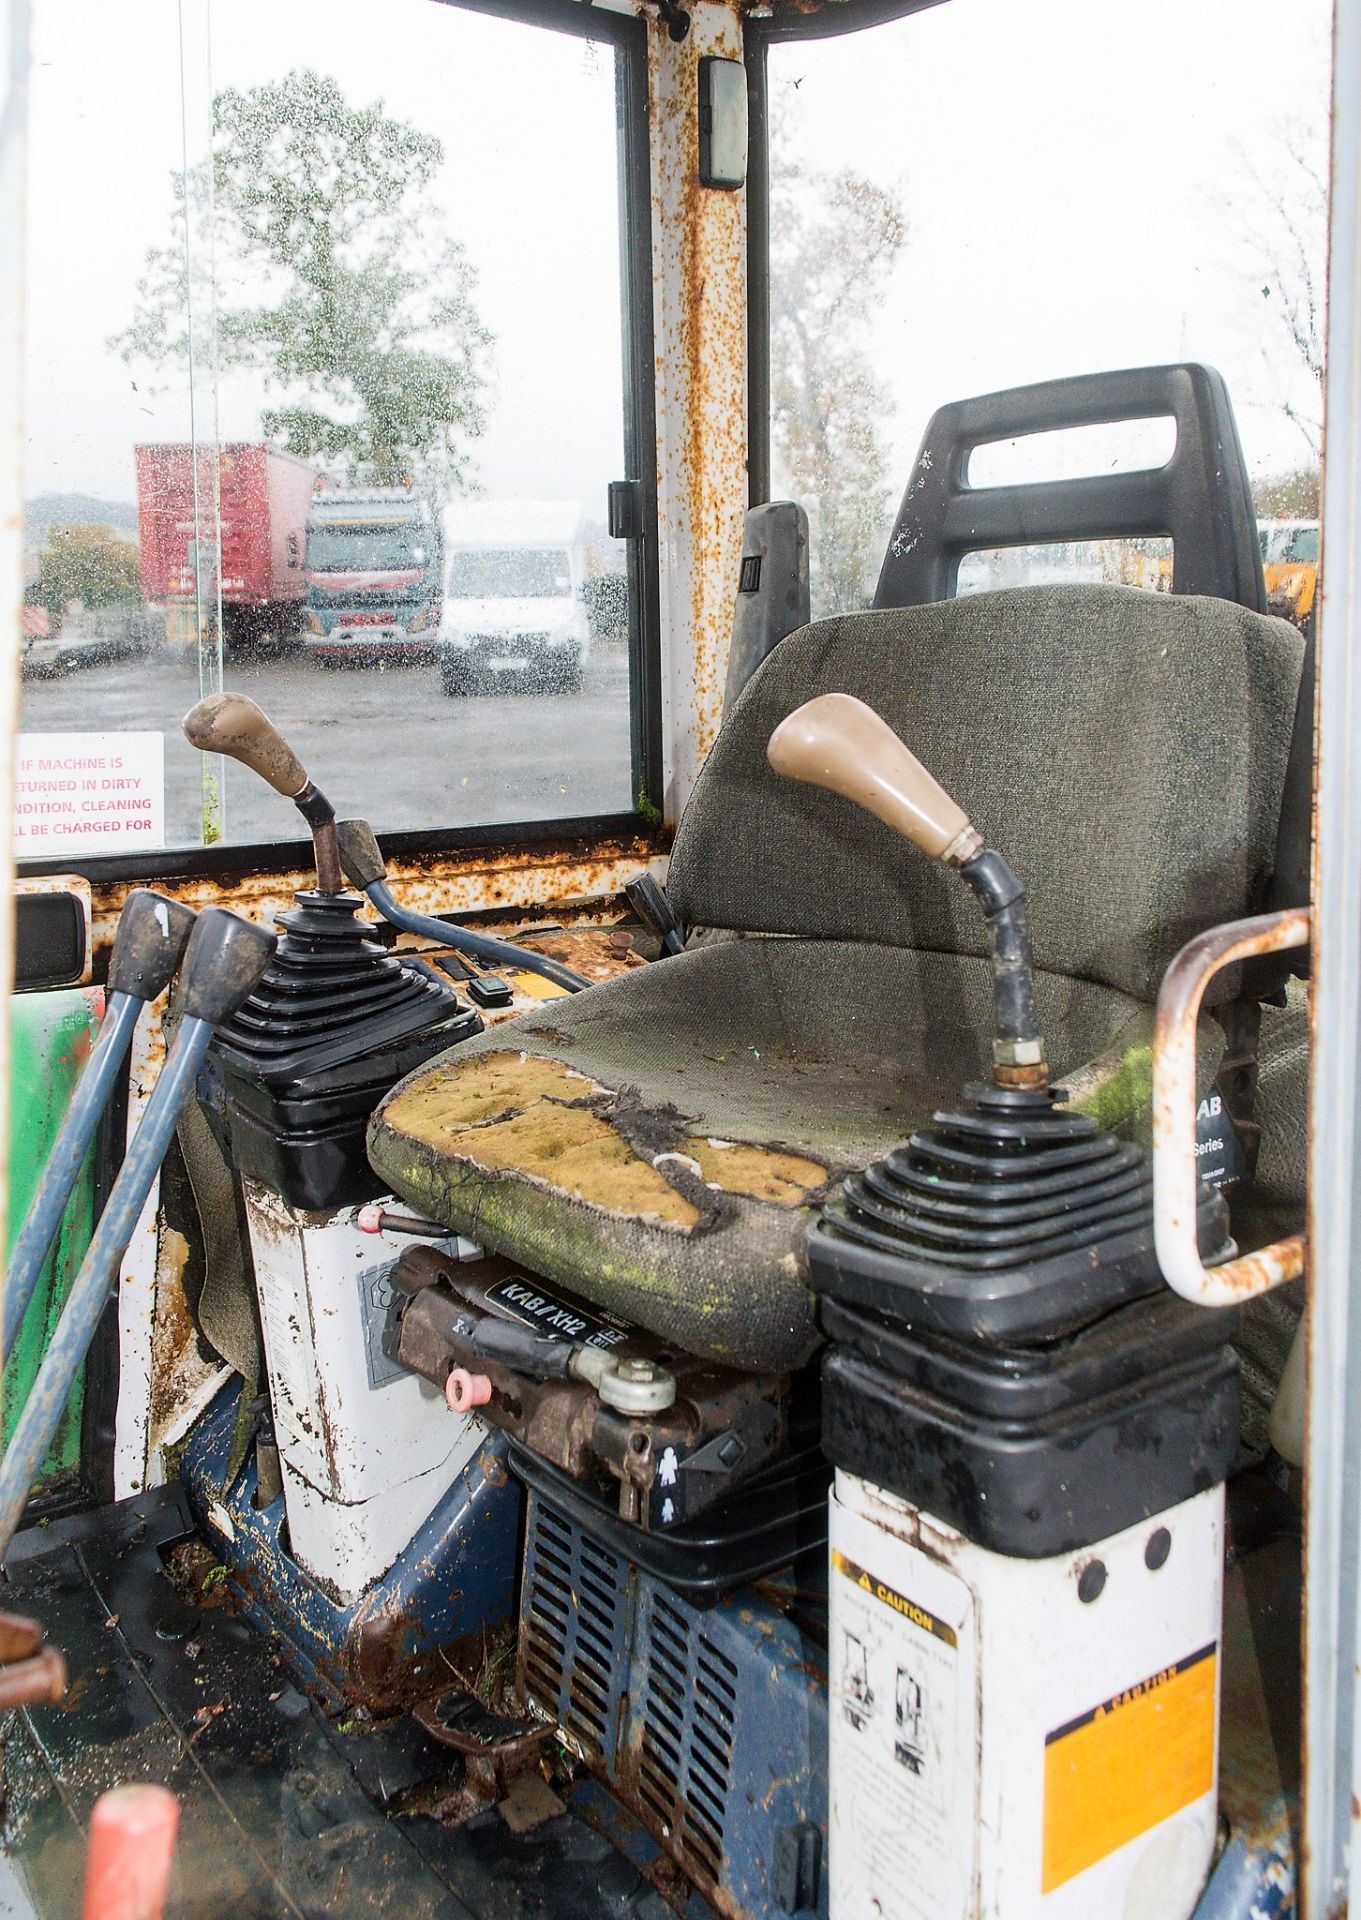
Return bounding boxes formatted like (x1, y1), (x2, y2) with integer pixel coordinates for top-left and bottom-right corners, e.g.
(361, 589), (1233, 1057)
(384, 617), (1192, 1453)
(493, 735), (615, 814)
(181, 1382), (523, 1713)
(520, 1483), (829, 1919)
(0, 1011), (217, 1558)
(1193, 1802), (1297, 1918)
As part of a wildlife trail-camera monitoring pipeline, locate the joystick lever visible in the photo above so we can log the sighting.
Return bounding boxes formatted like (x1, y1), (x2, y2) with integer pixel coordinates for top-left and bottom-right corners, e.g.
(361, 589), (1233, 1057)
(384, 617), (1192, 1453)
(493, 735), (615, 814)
(769, 692), (1047, 1088)
(182, 693), (343, 893)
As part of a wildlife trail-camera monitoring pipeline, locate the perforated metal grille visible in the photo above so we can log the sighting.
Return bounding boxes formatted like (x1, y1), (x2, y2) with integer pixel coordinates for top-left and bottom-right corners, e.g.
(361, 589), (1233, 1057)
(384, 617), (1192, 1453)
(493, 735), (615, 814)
(636, 1593), (738, 1884)
(519, 1495), (628, 1760)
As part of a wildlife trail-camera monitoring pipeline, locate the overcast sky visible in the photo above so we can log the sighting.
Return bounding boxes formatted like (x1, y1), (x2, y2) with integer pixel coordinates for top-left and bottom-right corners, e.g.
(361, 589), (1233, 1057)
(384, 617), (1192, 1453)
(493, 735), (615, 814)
(769, 0), (1334, 488)
(24, 0), (1333, 512)
(25, 0), (627, 509)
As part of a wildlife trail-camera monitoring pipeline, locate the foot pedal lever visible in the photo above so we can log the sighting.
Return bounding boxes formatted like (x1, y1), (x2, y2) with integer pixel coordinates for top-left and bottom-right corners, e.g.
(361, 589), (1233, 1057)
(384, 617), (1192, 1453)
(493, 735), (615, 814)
(411, 1686), (552, 1799)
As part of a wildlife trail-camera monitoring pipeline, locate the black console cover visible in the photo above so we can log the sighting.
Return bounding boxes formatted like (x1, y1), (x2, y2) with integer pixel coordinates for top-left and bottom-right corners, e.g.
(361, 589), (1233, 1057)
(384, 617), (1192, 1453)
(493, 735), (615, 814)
(821, 1291), (1241, 1558)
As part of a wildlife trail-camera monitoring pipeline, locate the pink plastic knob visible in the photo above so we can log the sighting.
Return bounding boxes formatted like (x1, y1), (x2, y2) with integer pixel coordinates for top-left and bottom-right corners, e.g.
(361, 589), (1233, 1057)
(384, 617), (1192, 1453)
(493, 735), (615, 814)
(82, 1783), (180, 1920)
(446, 1368), (494, 1412)
(356, 1204), (384, 1234)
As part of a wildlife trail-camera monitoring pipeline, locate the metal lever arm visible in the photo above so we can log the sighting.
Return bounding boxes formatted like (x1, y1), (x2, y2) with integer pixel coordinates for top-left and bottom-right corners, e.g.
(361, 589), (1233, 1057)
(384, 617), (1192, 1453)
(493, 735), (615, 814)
(2, 890), (196, 1363)
(335, 819), (590, 994)
(1153, 906), (1310, 1306)
(768, 693), (1045, 1083)
(0, 908), (277, 1559)
(181, 692), (342, 891)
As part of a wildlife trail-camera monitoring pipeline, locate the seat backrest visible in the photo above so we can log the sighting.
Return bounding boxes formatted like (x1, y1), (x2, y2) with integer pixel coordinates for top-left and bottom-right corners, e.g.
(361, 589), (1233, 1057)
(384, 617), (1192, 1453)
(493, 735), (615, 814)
(668, 584), (1303, 1008)
(874, 363), (1266, 613)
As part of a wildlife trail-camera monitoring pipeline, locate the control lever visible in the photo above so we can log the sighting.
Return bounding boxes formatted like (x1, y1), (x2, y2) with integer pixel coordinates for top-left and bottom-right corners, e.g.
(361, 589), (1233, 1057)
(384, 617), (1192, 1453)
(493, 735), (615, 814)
(768, 692), (1046, 1087)
(442, 1310), (676, 1417)
(0, 908), (278, 1558)
(335, 817), (590, 995)
(3, 889), (196, 1364)
(182, 692), (343, 893)
(623, 872), (685, 957)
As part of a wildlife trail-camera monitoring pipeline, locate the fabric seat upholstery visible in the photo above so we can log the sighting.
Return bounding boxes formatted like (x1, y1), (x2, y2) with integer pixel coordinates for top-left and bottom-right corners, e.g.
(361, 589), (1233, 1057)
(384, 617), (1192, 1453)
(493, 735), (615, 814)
(369, 584), (1304, 1371)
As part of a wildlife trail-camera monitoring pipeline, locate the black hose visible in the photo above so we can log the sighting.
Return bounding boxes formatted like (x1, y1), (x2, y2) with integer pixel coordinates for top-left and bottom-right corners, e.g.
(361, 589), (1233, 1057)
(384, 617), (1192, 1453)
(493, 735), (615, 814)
(958, 848), (1042, 1051)
(367, 879), (590, 994)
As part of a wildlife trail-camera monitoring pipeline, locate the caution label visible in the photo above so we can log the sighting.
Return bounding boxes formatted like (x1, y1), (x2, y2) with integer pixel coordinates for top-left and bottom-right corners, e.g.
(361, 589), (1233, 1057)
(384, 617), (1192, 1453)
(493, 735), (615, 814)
(832, 1548), (958, 1648)
(1042, 1642), (1217, 1893)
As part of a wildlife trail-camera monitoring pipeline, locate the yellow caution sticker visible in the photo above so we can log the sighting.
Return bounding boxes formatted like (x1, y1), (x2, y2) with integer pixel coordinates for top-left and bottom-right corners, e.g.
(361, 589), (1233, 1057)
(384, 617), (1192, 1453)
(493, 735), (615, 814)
(831, 1547), (958, 1648)
(1042, 1642), (1217, 1894)
(505, 970), (572, 1001)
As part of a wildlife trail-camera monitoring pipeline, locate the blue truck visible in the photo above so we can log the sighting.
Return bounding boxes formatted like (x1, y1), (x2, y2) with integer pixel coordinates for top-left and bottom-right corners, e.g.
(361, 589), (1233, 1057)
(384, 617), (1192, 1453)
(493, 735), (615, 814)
(302, 481), (442, 662)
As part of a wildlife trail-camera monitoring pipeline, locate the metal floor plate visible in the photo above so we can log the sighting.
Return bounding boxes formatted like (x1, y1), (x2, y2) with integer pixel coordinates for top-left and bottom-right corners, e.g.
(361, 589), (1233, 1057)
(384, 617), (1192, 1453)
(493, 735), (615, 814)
(0, 1487), (681, 1920)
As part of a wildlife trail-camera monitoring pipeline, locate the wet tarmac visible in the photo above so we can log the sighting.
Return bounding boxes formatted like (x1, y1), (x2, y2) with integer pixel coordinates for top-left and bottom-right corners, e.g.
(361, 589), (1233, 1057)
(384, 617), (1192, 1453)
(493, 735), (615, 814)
(17, 641), (634, 856)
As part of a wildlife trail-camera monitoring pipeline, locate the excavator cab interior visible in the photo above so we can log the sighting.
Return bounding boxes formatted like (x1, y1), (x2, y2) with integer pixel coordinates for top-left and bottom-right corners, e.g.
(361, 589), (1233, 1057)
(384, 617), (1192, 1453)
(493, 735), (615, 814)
(0, 1), (1349, 1916)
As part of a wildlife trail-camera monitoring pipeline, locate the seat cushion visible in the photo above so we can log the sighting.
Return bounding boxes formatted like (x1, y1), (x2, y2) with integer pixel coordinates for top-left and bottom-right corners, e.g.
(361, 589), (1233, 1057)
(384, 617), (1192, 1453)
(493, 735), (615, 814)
(369, 937), (1157, 1371)
(668, 585), (1304, 1008)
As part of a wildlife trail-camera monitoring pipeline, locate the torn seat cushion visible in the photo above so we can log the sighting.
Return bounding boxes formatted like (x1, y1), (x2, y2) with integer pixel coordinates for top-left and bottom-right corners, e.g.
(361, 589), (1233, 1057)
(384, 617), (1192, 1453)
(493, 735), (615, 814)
(369, 936), (1153, 1372)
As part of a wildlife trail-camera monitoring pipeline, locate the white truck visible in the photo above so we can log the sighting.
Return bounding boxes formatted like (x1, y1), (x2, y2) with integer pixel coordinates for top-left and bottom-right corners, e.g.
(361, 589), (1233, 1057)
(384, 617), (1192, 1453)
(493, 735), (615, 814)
(438, 500), (589, 695)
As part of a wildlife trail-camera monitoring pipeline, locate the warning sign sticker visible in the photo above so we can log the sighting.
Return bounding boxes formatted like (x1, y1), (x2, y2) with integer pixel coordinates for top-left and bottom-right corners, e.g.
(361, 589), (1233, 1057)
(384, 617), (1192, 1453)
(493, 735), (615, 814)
(1042, 1642), (1217, 1894)
(14, 732), (165, 855)
(829, 1533), (973, 1920)
(832, 1548), (958, 1647)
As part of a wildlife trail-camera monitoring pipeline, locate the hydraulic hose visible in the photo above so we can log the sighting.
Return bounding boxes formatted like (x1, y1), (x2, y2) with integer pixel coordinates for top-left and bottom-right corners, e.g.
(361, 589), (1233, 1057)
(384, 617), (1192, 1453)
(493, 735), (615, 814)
(334, 820), (590, 994)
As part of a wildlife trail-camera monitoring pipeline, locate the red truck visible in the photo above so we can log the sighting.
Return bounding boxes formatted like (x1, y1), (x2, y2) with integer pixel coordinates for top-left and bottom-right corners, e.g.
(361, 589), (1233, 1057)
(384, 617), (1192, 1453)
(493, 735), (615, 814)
(135, 443), (319, 655)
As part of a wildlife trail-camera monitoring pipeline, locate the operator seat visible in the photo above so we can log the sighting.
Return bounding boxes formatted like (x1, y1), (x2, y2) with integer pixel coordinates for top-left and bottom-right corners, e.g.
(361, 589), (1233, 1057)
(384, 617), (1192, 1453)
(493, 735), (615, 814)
(369, 581), (1303, 1374)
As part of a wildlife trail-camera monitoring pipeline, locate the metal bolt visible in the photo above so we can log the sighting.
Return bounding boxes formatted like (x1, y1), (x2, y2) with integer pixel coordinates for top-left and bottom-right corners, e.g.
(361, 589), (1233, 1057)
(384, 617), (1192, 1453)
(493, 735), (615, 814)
(1144, 1527), (1172, 1571)
(615, 1358), (656, 1384)
(1077, 1560), (1107, 1604)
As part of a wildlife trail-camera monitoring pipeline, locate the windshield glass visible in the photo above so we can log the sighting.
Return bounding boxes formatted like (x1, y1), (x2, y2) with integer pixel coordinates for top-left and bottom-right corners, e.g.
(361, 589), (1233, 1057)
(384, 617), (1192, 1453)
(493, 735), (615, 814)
(1285, 525), (1320, 563)
(306, 527), (430, 572)
(17, 0), (639, 854)
(448, 549), (571, 598)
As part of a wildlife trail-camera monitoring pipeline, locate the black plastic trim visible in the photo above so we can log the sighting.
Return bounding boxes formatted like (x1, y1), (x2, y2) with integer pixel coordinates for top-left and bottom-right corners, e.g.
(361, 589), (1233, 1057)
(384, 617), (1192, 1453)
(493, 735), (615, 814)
(750, 0), (948, 46)
(745, 36), (772, 509)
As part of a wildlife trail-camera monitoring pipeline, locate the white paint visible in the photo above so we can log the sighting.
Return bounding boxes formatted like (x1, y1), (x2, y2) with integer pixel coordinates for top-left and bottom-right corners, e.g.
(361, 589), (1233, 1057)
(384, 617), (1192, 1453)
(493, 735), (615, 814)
(829, 1472), (1223, 1920)
(244, 1180), (486, 1599)
(14, 730), (164, 854)
(1305, 3), (1361, 1910)
(112, 996), (165, 1496)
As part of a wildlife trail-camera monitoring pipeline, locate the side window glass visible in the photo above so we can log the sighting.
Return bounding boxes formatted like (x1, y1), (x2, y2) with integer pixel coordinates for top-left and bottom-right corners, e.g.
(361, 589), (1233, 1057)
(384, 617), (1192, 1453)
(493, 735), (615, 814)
(767, 3), (1331, 620)
(20, 2), (643, 861)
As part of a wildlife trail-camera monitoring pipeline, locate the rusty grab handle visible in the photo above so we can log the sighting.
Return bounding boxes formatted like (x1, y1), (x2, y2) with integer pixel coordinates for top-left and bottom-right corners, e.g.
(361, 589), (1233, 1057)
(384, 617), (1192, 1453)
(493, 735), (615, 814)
(1153, 906), (1311, 1306)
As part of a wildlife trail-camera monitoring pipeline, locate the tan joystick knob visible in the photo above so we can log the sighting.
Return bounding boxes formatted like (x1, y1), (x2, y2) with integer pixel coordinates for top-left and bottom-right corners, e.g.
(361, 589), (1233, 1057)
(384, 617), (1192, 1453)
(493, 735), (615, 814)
(767, 693), (983, 866)
(181, 692), (309, 798)
(181, 692), (343, 892)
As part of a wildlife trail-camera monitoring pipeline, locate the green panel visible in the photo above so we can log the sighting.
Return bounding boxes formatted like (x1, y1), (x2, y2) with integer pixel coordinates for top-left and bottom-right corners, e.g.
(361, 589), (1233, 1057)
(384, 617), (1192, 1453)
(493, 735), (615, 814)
(3, 987), (104, 1485)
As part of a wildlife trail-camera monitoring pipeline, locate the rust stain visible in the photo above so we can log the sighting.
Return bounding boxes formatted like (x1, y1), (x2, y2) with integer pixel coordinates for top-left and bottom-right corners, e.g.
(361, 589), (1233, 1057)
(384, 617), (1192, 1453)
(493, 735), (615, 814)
(650, 6), (747, 804)
(516, 924), (647, 982)
(148, 1224), (222, 1452)
(84, 828), (671, 957)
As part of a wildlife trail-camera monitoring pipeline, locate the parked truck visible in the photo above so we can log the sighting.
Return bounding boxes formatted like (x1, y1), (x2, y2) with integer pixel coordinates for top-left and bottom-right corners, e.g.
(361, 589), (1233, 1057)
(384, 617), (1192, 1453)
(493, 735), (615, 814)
(302, 480), (443, 662)
(135, 442), (317, 655)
